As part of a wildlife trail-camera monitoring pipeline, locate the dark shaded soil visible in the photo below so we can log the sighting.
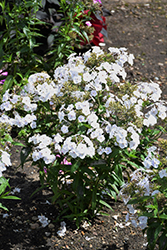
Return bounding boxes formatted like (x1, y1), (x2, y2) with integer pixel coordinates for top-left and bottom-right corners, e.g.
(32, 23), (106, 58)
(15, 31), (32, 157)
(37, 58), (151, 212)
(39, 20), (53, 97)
(1, 0), (167, 249)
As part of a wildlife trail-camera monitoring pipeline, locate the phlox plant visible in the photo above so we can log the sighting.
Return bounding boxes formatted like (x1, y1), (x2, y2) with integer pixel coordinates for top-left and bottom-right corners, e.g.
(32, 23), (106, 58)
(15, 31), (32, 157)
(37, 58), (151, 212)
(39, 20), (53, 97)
(0, 46), (167, 227)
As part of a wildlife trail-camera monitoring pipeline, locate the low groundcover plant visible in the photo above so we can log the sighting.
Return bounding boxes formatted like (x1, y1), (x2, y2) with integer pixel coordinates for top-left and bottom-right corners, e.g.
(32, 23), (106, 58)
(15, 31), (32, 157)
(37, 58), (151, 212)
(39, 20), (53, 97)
(0, 46), (167, 232)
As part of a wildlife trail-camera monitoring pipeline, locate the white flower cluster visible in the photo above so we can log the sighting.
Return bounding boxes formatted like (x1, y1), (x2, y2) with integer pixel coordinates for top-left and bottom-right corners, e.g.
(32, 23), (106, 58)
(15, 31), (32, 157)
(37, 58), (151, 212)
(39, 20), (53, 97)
(0, 46), (167, 165)
(125, 206), (148, 230)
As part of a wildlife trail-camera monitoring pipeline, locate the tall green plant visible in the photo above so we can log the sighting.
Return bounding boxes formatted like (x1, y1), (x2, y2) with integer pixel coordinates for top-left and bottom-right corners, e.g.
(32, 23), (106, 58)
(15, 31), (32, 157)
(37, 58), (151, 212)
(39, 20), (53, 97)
(0, 0), (45, 93)
(0, 0), (102, 93)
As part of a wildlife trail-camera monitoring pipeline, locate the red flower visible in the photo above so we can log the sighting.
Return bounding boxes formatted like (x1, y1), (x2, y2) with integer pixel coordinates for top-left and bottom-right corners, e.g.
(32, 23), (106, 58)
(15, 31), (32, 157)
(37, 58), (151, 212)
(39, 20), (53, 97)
(84, 10), (107, 46)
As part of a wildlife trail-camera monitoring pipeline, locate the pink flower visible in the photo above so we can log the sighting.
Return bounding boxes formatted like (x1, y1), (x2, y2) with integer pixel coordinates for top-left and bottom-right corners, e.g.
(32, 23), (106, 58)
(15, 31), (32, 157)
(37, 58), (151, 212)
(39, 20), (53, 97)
(61, 158), (72, 165)
(93, 0), (102, 4)
(0, 70), (8, 84)
(43, 166), (47, 174)
(85, 21), (92, 27)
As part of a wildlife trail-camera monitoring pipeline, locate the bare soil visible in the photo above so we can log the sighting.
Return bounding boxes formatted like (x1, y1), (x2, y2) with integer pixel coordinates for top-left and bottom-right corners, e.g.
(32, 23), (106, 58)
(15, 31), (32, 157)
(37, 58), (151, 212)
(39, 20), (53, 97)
(1, 0), (167, 249)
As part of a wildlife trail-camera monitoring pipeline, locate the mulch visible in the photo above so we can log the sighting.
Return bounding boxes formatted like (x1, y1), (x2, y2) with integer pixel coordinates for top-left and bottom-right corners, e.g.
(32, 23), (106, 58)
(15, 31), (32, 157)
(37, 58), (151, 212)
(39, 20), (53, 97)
(0, 0), (166, 249)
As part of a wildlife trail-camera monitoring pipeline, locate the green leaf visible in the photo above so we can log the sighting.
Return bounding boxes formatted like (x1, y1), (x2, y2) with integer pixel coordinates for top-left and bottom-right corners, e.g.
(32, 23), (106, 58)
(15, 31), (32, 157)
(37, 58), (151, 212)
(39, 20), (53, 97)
(47, 34), (55, 48)
(2, 75), (13, 93)
(4, 134), (13, 143)
(71, 27), (85, 41)
(159, 214), (167, 220)
(99, 199), (113, 211)
(0, 202), (8, 211)
(0, 177), (10, 195)
(152, 224), (163, 245)
(128, 196), (151, 205)
(13, 142), (25, 147)
(123, 159), (140, 168)
(81, 30), (89, 43)
(159, 231), (167, 249)
(2, 195), (21, 200)
(99, 212), (110, 216)
(71, 160), (80, 173)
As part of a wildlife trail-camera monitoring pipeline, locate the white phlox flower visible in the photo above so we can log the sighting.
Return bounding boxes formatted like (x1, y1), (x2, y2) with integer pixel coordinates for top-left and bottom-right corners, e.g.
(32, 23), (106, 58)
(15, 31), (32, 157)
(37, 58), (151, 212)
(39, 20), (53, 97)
(78, 115), (86, 123)
(61, 125), (69, 134)
(53, 133), (63, 144)
(127, 204), (136, 215)
(91, 46), (104, 56)
(138, 216), (148, 230)
(35, 82), (56, 102)
(40, 147), (56, 164)
(57, 221), (66, 237)
(0, 161), (6, 177)
(97, 146), (105, 155)
(37, 134), (52, 149)
(58, 111), (65, 122)
(127, 126), (140, 150)
(73, 75), (82, 84)
(76, 143), (88, 159)
(2, 90), (10, 102)
(104, 147), (112, 155)
(97, 70), (108, 84)
(10, 94), (19, 104)
(68, 110), (76, 121)
(83, 50), (91, 63)
(30, 121), (37, 129)
(32, 150), (42, 162)
(137, 176), (150, 196)
(135, 82), (162, 102)
(152, 190), (160, 196)
(143, 148), (160, 169)
(28, 72), (50, 85)
(83, 72), (93, 82)
(90, 90), (97, 97)
(143, 113), (157, 127)
(24, 114), (37, 125)
(38, 215), (50, 228)
(159, 169), (167, 178)
(156, 102), (167, 120)
(1, 151), (11, 167)
(0, 101), (12, 111)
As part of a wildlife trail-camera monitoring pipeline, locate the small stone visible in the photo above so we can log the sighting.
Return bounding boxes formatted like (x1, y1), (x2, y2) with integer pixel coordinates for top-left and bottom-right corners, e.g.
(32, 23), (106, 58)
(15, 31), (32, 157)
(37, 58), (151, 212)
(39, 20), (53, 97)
(45, 232), (51, 237)
(112, 214), (120, 220)
(124, 237), (129, 243)
(32, 216), (38, 221)
(48, 223), (55, 229)
(30, 223), (39, 229)
(122, 211), (128, 215)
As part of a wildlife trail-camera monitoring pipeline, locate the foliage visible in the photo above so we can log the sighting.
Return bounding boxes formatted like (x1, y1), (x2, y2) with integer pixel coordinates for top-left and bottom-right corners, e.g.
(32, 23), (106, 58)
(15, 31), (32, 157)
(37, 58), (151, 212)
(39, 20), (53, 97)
(0, 176), (21, 211)
(119, 141), (167, 249)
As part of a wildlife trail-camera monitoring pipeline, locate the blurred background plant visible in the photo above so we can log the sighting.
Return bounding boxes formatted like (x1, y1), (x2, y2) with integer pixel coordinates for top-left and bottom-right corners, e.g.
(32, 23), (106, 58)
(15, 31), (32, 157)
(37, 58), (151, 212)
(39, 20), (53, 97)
(0, 0), (107, 93)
